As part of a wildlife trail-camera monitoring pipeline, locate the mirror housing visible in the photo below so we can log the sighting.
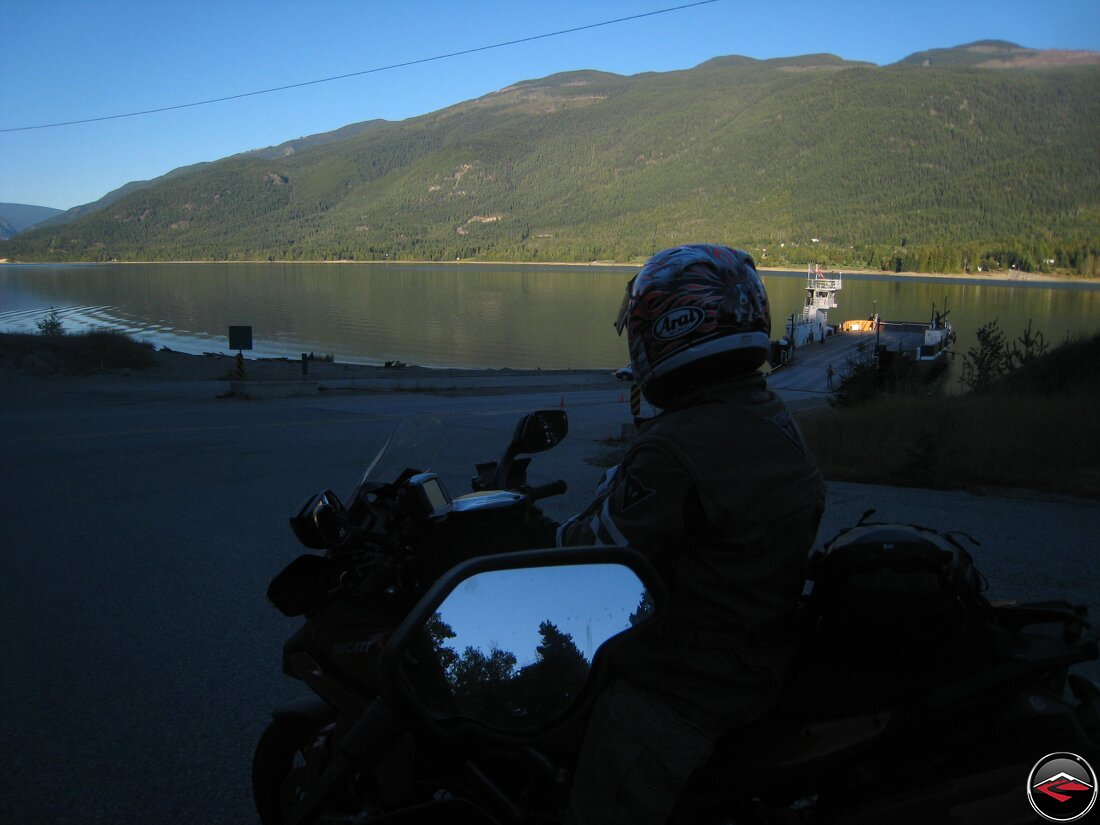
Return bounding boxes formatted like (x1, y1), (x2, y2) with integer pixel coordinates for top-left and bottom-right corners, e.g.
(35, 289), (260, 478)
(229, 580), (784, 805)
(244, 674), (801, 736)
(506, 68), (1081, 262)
(380, 546), (665, 742)
(492, 410), (568, 490)
(516, 409), (568, 454)
(290, 490), (351, 549)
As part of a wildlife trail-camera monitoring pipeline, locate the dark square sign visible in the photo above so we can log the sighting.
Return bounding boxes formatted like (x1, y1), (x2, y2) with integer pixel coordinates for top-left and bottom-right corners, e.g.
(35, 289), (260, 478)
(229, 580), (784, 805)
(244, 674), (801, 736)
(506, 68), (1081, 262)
(228, 325), (253, 351)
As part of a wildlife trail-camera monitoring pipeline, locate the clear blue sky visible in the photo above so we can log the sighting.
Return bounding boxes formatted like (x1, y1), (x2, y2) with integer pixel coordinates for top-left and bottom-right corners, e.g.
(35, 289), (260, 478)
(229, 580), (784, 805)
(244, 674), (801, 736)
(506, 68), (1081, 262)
(3, 0), (1097, 210)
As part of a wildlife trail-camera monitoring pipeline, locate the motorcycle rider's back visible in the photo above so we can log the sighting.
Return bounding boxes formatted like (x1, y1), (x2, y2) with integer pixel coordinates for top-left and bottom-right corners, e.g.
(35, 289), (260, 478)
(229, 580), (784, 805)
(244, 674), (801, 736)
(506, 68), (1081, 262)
(557, 245), (825, 824)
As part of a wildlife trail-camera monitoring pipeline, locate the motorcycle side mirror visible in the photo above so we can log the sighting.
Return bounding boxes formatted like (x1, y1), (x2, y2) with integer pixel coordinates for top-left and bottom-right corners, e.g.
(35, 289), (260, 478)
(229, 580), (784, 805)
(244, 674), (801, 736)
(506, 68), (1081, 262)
(494, 410), (568, 489)
(515, 409), (568, 454)
(380, 547), (664, 740)
(311, 490), (351, 547)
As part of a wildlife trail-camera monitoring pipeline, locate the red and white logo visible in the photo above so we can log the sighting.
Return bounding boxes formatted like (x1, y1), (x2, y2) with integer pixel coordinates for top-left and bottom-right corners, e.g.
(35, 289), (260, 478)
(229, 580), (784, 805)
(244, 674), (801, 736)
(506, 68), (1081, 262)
(1028, 753), (1097, 822)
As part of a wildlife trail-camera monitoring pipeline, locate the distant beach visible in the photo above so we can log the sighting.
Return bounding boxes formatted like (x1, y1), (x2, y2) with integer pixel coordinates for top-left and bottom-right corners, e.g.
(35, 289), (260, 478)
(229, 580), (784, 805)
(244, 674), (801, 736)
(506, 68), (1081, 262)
(3, 256), (1095, 285)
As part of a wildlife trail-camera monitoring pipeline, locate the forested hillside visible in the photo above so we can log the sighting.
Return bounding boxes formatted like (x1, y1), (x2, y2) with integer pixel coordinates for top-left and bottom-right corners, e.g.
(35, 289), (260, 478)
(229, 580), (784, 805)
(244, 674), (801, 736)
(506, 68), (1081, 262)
(0, 203), (65, 239)
(4, 45), (1098, 275)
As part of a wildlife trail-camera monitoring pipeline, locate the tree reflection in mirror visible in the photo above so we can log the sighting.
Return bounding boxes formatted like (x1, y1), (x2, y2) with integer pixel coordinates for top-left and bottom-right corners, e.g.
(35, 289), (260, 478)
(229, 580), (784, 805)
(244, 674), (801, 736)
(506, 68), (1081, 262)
(401, 563), (651, 733)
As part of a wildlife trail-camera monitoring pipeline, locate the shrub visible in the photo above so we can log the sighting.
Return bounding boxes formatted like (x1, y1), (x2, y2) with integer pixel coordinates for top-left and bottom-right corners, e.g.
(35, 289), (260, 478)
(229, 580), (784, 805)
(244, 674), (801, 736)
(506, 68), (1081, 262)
(800, 331), (1100, 498)
(35, 307), (65, 336)
(0, 330), (155, 374)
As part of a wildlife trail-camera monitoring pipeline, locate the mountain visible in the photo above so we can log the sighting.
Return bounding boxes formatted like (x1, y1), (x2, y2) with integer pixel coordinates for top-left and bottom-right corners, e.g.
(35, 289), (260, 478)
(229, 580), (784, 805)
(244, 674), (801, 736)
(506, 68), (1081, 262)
(32, 120), (391, 232)
(241, 120), (389, 160)
(0, 203), (65, 239)
(897, 40), (1100, 69)
(29, 163), (213, 231)
(4, 45), (1098, 275)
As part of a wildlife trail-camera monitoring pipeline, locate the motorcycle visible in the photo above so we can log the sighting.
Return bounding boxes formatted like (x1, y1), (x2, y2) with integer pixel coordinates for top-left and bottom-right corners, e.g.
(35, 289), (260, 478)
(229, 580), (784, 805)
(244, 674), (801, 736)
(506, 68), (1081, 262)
(255, 410), (1100, 824)
(254, 409), (579, 824)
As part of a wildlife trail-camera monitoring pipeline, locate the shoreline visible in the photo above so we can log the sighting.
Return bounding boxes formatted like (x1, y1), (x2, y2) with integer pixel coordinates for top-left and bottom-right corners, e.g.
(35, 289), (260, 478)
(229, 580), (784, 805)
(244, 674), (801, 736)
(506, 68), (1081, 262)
(0, 336), (614, 386)
(1, 257), (1095, 285)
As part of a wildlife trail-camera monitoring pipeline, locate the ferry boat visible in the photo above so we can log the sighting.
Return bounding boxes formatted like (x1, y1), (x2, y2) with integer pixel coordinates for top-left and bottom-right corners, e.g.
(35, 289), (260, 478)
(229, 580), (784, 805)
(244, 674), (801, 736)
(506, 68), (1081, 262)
(917, 303), (956, 362)
(871, 303), (956, 365)
(768, 264), (843, 368)
(783, 264), (843, 347)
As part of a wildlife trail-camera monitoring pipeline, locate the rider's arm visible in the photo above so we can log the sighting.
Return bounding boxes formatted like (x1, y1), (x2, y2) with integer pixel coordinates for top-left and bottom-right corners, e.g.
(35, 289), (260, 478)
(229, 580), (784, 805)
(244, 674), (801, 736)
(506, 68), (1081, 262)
(556, 439), (696, 561)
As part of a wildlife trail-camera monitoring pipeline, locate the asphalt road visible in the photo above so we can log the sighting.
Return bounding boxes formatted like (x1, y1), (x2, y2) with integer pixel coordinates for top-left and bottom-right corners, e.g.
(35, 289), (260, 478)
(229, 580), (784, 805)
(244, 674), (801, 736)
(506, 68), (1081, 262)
(1, 374), (1097, 824)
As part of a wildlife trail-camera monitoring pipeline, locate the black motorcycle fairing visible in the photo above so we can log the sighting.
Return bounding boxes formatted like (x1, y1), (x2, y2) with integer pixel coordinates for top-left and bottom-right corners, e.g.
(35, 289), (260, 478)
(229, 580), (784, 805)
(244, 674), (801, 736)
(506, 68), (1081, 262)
(267, 554), (343, 617)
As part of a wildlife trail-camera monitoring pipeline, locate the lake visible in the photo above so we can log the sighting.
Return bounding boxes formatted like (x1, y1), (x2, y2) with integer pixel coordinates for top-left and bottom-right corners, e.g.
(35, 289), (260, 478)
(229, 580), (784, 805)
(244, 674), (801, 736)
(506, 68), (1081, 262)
(2, 262), (1098, 373)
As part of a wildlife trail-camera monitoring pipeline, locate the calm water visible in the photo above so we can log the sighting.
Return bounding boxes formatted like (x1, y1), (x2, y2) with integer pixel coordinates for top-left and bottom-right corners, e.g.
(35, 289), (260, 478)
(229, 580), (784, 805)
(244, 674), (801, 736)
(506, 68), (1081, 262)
(1, 262), (1098, 372)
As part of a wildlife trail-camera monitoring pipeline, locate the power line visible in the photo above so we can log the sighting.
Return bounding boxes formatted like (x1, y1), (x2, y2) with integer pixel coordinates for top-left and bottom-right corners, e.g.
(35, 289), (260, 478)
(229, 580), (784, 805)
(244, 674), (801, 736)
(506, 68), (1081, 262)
(1, 1), (718, 133)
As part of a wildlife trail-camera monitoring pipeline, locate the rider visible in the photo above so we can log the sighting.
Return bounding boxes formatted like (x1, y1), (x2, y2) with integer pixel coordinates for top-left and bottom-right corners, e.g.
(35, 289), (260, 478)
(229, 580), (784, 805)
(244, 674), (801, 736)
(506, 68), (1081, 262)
(557, 244), (826, 824)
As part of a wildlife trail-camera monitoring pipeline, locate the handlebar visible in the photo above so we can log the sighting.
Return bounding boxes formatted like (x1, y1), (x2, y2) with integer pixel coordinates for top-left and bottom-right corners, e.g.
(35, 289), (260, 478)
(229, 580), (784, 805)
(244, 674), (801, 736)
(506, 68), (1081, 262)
(525, 480), (568, 501)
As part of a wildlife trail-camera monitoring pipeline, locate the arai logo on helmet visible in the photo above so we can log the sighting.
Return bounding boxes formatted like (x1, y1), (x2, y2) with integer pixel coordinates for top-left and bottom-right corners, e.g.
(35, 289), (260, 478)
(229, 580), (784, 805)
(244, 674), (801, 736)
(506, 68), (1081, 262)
(653, 307), (705, 340)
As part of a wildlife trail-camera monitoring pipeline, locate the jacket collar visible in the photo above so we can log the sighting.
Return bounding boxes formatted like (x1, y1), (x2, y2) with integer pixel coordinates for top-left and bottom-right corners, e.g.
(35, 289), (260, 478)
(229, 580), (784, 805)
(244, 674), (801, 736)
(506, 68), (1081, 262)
(660, 370), (769, 411)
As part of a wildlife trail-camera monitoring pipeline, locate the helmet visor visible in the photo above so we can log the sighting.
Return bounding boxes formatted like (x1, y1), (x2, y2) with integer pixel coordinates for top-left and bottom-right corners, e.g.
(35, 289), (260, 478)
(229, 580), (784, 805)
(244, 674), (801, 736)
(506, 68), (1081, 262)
(614, 276), (636, 337)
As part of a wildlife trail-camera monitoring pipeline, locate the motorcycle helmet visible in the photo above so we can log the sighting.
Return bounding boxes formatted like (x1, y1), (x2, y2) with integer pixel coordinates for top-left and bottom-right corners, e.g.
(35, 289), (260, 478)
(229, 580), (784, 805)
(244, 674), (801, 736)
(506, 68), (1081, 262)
(615, 244), (771, 407)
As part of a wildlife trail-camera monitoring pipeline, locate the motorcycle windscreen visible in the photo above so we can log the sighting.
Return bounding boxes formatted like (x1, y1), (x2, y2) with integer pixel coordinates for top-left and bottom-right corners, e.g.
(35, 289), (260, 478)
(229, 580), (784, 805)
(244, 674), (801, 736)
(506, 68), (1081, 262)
(398, 562), (652, 734)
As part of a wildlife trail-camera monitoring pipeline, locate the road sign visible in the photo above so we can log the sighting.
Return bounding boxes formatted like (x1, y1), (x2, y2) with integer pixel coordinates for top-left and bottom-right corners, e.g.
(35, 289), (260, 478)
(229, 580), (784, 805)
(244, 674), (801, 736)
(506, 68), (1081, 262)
(228, 326), (253, 351)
